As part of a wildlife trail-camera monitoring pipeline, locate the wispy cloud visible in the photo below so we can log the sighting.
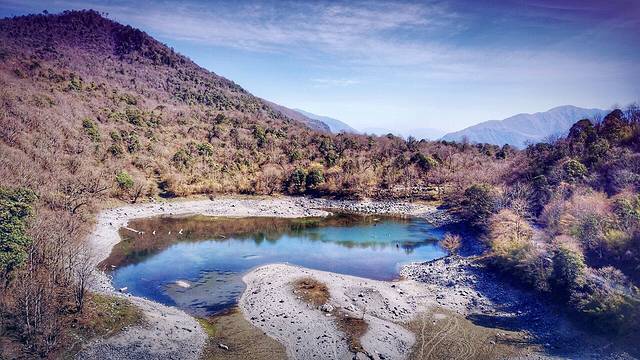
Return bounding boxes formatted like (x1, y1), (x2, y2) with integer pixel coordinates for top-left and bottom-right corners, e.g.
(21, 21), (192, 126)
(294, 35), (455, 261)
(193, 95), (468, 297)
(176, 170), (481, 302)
(311, 78), (361, 87)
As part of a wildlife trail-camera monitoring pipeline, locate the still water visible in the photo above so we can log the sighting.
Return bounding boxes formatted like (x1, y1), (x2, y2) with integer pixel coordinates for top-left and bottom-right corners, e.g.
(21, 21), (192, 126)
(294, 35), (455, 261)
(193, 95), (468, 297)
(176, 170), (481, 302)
(103, 213), (447, 316)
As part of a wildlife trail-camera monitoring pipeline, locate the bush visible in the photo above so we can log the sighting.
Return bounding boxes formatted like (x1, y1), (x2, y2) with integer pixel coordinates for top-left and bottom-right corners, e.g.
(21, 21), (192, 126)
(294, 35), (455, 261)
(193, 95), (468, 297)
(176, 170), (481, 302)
(196, 142), (214, 157)
(115, 171), (134, 190)
(0, 187), (37, 274)
(287, 168), (306, 194)
(462, 184), (499, 229)
(563, 159), (587, 182)
(552, 240), (586, 293)
(82, 118), (100, 142)
(441, 233), (461, 255)
(411, 153), (438, 171)
(172, 148), (192, 169)
(571, 267), (640, 333)
(306, 168), (325, 191)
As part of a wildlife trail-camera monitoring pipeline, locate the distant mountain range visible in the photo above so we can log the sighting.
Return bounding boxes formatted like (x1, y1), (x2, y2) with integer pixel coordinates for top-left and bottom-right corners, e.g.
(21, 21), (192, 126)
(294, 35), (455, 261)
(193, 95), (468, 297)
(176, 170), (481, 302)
(441, 105), (609, 148)
(293, 109), (359, 134)
(362, 127), (447, 141)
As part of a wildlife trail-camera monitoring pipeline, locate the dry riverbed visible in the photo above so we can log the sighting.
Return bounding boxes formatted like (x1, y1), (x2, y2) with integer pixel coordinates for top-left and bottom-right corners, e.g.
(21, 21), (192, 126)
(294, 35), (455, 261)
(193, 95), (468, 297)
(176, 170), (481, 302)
(78, 195), (634, 360)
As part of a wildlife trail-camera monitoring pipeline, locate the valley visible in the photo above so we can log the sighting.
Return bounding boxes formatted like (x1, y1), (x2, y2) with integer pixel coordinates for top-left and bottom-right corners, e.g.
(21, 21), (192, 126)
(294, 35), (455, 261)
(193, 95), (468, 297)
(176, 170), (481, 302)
(0, 8), (639, 360)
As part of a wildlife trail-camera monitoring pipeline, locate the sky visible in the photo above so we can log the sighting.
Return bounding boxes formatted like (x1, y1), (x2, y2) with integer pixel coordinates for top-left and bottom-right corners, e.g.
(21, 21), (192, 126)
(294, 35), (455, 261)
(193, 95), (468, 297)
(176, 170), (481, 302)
(1, 0), (639, 133)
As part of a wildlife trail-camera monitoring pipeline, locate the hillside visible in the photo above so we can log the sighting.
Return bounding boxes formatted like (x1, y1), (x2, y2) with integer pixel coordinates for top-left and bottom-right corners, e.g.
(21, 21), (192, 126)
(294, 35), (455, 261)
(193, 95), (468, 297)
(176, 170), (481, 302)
(441, 105), (608, 148)
(0, 11), (511, 356)
(293, 109), (359, 134)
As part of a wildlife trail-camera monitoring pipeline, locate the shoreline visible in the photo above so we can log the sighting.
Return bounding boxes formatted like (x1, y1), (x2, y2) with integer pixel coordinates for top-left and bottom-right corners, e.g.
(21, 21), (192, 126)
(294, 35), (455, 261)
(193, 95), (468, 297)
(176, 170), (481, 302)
(78, 195), (443, 360)
(78, 195), (628, 360)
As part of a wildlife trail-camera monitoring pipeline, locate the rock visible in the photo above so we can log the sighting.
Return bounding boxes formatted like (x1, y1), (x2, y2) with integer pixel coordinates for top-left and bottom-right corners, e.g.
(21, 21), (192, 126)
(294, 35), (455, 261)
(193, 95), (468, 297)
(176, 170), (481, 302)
(319, 304), (334, 312)
(218, 343), (229, 350)
(356, 352), (370, 360)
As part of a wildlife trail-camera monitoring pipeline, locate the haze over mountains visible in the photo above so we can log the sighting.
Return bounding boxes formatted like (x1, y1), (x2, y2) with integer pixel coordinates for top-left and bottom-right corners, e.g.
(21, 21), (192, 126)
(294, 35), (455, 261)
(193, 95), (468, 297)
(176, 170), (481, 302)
(441, 105), (609, 148)
(292, 109), (359, 134)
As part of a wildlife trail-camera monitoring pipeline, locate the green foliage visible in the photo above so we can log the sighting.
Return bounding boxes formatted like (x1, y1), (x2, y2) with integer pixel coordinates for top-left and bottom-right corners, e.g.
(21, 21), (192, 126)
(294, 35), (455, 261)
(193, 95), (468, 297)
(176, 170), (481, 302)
(172, 148), (192, 169)
(571, 267), (640, 333)
(462, 184), (498, 229)
(115, 171), (134, 190)
(289, 149), (302, 162)
(306, 168), (325, 190)
(0, 187), (37, 274)
(196, 142), (214, 157)
(124, 132), (141, 153)
(552, 244), (586, 292)
(563, 159), (587, 182)
(411, 152), (438, 171)
(108, 143), (124, 157)
(288, 168), (307, 193)
(82, 118), (100, 142)
(68, 75), (83, 91)
(253, 125), (267, 148)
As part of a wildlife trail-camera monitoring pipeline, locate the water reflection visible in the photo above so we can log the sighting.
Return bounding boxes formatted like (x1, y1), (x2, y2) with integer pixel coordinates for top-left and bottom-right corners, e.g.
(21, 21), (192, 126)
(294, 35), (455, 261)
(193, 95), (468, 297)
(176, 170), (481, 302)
(104, 212), (447, 316)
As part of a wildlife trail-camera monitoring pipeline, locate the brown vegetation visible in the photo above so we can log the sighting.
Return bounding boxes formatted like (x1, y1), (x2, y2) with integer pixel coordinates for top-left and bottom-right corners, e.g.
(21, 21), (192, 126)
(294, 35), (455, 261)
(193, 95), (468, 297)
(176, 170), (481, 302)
(292, 277), (330, 307)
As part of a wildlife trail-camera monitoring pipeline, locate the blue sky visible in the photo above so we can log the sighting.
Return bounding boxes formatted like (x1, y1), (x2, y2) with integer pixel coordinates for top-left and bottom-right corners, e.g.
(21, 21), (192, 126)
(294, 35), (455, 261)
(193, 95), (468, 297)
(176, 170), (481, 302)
(1, 0), (639, 133)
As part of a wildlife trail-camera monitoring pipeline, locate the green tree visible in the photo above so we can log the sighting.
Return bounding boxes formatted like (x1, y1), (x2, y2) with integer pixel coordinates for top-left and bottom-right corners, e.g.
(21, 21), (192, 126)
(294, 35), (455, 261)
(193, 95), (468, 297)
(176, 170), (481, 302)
(306, 168), (325, 191)
(0, 187), (37, 274)
(462, 184), (499, 229)
(288, 168), (307, 194)
(563, 159), (587, 182)
(552, 243), (586, 292)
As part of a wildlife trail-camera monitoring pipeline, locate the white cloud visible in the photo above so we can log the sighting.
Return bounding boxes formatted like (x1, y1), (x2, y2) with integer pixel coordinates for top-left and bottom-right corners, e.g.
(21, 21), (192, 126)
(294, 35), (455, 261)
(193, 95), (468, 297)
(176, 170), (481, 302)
(310, 78), (360, 87)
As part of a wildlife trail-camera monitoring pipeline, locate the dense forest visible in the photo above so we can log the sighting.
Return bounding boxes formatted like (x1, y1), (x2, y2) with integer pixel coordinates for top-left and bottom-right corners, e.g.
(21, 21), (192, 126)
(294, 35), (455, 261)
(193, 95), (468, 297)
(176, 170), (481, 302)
(0, 10), (638, 358)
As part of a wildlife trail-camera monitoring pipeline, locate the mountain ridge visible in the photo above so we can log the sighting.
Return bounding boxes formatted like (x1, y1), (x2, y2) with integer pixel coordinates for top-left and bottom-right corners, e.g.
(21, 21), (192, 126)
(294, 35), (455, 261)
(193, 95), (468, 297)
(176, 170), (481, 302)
(292, 109), (359, 134)
(441, 105), (608, 148)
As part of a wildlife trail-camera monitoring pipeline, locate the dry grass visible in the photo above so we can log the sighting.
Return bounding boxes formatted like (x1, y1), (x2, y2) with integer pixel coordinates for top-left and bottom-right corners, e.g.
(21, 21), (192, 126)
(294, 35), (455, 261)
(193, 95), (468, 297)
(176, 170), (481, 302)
(197, 308), (286, 360)
(60, 294), (144, 359)
(292, 277), (369, 354)
(406, 308), (532, 360)
(335, 314), (369, 353)
(292, 277), (330, 306)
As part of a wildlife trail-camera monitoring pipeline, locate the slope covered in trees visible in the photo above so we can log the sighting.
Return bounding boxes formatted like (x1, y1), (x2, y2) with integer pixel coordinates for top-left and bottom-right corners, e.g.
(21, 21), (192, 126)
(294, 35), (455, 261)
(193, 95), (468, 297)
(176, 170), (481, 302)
(458, 107), (640, 332)
(1, 9), (638, 358)
(0, 10), (507, 356)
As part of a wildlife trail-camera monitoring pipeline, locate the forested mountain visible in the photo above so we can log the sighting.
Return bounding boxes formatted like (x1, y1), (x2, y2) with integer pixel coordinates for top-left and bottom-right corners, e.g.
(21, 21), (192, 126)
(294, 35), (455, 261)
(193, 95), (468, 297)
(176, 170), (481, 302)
(442, 105), (608, 148)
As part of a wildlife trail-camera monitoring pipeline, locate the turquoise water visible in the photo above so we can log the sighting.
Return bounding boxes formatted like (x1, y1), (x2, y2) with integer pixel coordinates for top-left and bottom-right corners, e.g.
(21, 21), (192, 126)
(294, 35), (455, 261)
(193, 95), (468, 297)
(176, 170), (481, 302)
(106, 214), (447, 316)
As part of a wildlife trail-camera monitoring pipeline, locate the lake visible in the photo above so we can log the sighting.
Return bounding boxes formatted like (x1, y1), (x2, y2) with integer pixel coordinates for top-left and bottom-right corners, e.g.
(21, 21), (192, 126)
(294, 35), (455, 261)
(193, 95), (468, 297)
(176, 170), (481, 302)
(103, 213), (447, 316)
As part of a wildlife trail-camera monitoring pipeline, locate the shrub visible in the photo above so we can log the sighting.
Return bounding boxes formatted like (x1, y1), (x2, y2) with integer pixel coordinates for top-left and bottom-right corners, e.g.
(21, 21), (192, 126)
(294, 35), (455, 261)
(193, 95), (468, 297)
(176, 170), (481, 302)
(552, 239), (586, 292)
(0, 187), (37, 274)
(82, 118), (100, 142)
(488, 209), (533, 259)
(196, 142), (214, 157)
(571, 267), (640, 333)
(115, 171), (134, 190)
(441, 233), (461, 255)
(108, 143), (124, 157)
(287, 168), (306, 194)
(306, 168), (325, 191)
(172, 148), (192, 169)
(462, 184), (499, 229)
(563, 159), (587, 182)
(411, 153), (438, 171)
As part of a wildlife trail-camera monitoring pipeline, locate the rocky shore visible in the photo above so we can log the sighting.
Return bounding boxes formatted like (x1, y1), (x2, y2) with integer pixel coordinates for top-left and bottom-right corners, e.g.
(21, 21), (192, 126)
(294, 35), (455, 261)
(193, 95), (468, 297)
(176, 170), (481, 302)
(78, 195), (633, 360)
